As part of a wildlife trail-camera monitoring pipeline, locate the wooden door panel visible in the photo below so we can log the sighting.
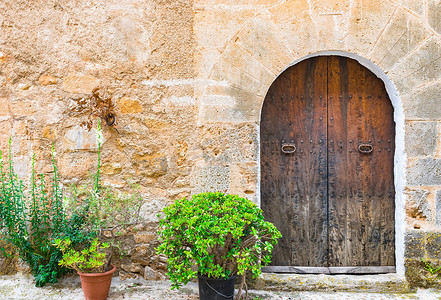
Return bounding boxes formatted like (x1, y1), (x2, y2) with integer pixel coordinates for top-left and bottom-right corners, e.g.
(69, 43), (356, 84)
(327, 56), (395, 266)
(261, 56), (395, 270)
(261, 57), (328, 266)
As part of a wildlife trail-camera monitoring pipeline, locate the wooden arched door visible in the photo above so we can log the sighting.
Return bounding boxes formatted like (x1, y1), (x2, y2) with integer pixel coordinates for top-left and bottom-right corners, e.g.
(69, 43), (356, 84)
(260, 56), (395, 273)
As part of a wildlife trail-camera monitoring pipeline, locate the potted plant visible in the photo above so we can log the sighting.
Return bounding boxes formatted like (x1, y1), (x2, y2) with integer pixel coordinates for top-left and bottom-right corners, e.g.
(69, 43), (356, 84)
(55, 237), (116, 300)
(156, 192), (281, 300)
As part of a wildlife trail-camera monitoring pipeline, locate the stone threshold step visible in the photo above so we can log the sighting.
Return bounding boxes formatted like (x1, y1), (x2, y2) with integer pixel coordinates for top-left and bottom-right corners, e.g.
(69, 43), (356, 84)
(254, 273), (410, 293)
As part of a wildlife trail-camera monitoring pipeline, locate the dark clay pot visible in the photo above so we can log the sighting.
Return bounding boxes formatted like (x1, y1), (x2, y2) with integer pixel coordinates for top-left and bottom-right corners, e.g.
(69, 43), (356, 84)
(197, 274), (236, 300)
(78, 265), (116, 300)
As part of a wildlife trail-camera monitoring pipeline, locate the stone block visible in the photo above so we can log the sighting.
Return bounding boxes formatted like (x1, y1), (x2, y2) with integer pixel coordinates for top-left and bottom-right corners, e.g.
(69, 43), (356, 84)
(195, 0), (279, 5)
(191, 165), (230, 194)
(57, 153), (94, 178)
(345, 0), (396, 55)
(210, 58), (269, 97)
(407, 158), (441, 186)
(404, 231), (425, 259)
(133, 154), (168, 178)
(135, 244), (149, 256)
(62, 72), (100, 94)
(407, 189), (431, 221)
(436, 190), (441, 226)
(134, 232), (156, 244)
(38, 74), (57, 85)
(403, 82), (441, 120)
(269, 1), (317, 57)
(428, 0), (441, 35)
(370, 8), (430, 70)
(143, 266), (165, 281)
(119, 270), (137, 280)
(234, 16), (294, 74)
(117, 97), (143, 114)
(198, 87), (263, 123)
(398, 0), (424, 15)
(195, 8), (256, 48)
(100, 162), (122, 175)
(389, 37), (441, 94)
(121, 263), (142, 273)
(210, 43), (275, 96)
(63, 125), (100, 151)
(0, 98), (10, 117)
(405, 121), (437, 157)
(426, 232), (441, 259)
(9, 101), (35, 117)
(131, 257), (150, 266)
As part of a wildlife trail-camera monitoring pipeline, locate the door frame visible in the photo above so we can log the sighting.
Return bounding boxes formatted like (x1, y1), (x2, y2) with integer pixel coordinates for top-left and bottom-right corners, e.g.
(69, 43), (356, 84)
(258, 51), (405, 276)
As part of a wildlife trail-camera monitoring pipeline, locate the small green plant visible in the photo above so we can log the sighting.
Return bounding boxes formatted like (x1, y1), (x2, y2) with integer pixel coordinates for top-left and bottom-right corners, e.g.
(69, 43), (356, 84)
(0, 140), (95, 286)
(156, 192), (281, 299)
(55, 237), (110, 273)
(422, 258), (441, 278)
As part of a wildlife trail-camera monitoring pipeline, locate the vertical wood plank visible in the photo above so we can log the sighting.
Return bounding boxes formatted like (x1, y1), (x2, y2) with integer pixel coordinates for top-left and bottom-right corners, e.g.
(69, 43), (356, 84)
(327, 56), (395, 266)
(261, 57), (328, 266)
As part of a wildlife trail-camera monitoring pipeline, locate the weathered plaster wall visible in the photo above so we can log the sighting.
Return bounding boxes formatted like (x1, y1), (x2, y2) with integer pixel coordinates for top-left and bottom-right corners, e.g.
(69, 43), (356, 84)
(0, 0), (197, 215)
(2, 0), (441, 286)
(0, 0), (197, 279)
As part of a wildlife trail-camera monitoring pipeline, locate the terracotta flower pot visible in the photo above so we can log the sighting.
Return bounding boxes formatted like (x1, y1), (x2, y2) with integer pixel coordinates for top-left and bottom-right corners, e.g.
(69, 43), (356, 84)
(78, 265), (116, 300)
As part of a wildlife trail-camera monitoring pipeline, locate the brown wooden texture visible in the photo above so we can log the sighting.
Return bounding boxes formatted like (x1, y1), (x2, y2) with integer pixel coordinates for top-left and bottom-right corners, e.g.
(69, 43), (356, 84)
(327, 56), (395, 266)
(260, 56), (395, 269)
(261, 57), (328, 266)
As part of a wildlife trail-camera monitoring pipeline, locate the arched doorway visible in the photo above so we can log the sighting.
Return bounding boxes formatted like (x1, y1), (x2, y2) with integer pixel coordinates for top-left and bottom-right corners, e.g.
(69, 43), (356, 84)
(260, 56), (395, 273)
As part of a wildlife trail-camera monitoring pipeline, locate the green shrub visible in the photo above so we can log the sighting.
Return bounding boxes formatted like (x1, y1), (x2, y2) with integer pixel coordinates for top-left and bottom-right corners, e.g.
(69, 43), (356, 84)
(0, 140), (95, 286)
(156, 192), (281, 291)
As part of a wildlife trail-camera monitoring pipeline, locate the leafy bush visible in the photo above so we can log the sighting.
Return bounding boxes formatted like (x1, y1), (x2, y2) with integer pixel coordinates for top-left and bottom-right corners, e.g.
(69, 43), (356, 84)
(55, 237), (110, 273)
(156, 192), (281, 292)
(0, 140), (95, 286)
(0, 121), (146, 286)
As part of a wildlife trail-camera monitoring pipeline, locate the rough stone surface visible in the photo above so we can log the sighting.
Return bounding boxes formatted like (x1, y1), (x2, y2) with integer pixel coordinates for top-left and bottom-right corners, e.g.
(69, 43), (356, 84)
(404, 231), (426, 259)
(406, 189), (432, 222)
(370, 8), (431, 70)
(389, 37), (441, 94)
(407, 158), (441, 186)
(403, 83), (441, 120)
(436, 190), (441, 226)
(428, 0), (441, 34)
(143, 266), (165, 281)
(405, 121), (437, 157)
(134, 232), (156, 244)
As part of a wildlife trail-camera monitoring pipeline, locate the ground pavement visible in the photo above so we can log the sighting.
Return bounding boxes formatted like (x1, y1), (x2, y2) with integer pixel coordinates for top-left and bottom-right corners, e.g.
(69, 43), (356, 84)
(1, 274), (441, 300)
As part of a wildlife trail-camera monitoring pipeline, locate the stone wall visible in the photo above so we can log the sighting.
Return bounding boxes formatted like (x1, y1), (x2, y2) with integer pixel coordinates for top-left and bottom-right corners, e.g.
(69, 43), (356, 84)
(2, 0), (441, 286)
